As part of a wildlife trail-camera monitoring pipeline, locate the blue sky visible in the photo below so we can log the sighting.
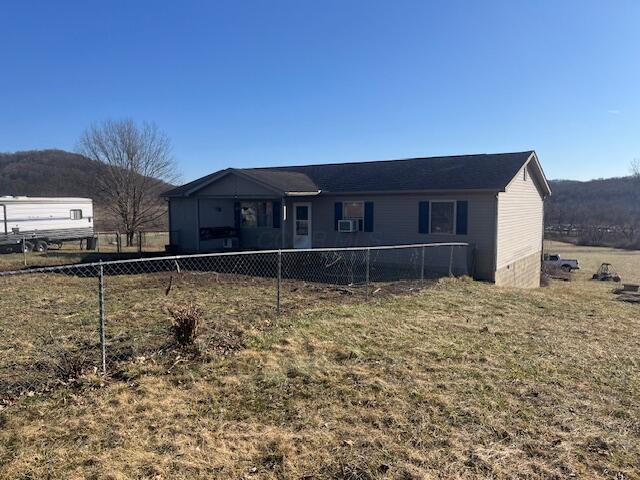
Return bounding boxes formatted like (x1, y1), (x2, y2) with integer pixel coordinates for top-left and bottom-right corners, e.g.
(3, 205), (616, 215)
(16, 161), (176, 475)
(1, 1), (638, 182)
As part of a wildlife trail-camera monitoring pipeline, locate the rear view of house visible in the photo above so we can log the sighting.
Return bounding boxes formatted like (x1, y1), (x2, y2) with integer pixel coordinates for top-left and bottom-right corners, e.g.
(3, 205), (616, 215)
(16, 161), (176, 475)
(162, 151), (551, 288)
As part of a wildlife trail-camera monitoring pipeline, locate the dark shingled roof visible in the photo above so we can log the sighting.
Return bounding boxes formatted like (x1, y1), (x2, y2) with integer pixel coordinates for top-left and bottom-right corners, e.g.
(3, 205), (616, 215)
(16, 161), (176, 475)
(163, 151), (538, 197)
(240, 169), (319, 193)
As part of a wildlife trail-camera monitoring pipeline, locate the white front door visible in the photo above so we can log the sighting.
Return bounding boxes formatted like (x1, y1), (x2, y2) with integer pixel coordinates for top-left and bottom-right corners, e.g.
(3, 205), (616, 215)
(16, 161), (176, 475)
(293, 203), (312, 249)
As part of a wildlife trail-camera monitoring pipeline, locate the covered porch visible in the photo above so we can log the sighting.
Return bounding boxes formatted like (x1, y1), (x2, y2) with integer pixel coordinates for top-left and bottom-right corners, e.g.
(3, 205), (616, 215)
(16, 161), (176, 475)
(165, 168), (320, 253)
(176, 197), (316, 252)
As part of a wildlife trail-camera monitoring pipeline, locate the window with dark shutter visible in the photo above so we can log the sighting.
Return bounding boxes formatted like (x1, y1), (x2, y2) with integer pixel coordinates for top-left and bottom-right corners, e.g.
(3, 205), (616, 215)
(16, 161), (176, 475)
(364, 202), (374, 232)
(334, 202), (343, 231)
(456, 201), (468, 235)
(233, 202), (241, 229)
(272, 201), (281, 228)
(418, 201), (429, 233)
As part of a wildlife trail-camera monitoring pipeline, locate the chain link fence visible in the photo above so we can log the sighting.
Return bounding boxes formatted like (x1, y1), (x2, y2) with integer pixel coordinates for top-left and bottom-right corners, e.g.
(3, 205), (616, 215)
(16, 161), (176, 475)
(1, 231), (172, 271)
(0, 242), (471, 401)
(95, 231), (171, 254)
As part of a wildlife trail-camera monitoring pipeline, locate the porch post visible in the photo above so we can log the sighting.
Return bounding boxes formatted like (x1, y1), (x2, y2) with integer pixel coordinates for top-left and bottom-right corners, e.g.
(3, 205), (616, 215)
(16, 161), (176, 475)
(280, 197), (286, 249)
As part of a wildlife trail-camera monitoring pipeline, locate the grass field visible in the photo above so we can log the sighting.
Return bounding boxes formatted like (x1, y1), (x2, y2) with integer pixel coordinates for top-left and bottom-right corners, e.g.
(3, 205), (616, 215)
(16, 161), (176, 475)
(545, 240), (640, 283)
(0, 232), (169, 272)
(0, 242), (639, 479)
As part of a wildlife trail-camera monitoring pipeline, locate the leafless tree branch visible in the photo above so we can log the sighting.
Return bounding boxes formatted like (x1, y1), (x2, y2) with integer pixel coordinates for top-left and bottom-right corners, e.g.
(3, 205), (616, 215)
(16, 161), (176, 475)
(78, 119), (179, 244)
(631, 159), (640, 179)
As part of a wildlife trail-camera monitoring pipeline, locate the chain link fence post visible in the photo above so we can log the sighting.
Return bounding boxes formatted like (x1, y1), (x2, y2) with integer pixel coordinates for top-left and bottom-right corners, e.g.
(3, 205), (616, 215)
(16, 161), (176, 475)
(365, 248), (370, 301)
(22, 236), (27, 267)
(421, 246), (425, 284)
(98, 261), (107, 375)
(276, 250), (282, 313)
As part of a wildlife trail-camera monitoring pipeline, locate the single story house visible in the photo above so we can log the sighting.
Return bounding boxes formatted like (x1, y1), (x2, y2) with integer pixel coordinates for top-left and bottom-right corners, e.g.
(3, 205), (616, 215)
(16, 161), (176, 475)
(162, 151), (551, 288)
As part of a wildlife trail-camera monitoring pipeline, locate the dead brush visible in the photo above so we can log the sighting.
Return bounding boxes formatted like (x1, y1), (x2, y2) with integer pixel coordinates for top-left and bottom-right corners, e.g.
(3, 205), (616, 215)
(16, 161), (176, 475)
(541, 264), (571, 285)
(167, 302), (204, 346)
(39, 334), (93, 381)
(52, 348), (92, 380)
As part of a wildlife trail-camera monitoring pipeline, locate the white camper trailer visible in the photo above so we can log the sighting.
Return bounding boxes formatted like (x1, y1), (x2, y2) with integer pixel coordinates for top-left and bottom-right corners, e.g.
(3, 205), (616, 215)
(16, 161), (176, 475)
(0, 197), (95, 253)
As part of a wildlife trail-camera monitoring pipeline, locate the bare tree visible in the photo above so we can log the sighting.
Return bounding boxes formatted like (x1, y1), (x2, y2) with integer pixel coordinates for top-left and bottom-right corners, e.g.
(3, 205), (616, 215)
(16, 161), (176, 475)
(79, 119), (179, 245)
(632, 159), (640, 179)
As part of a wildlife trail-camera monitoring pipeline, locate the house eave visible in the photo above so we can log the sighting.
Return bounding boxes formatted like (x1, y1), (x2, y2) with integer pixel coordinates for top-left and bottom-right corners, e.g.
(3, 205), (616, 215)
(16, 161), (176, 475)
(316, 188), (503, 196)
(285, 190), (322, 196)
(162, 187), (503, 199)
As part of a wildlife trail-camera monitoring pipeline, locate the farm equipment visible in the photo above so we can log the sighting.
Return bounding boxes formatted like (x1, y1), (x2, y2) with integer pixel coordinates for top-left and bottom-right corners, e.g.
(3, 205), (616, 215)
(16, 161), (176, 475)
(591, 263), (621, 282)
(613, 284), (640, 304)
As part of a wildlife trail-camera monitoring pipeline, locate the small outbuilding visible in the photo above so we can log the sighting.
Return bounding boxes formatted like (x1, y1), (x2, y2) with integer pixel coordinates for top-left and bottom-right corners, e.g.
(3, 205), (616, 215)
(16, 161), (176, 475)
(162, 151), (551, 288)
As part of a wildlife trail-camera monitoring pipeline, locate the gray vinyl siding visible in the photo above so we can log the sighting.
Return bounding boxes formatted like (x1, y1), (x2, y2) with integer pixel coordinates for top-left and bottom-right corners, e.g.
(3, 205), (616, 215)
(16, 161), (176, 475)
(291, 193), (497, 280)
(169, 198), (199, 251)
(496, 163), (544, 269)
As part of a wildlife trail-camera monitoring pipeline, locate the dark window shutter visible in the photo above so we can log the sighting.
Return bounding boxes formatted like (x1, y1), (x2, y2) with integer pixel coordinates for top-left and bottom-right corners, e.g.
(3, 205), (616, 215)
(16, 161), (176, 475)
(456, 200), (468, 235)
(234, 201), (241, 229)
(364, 202), (374, 232)
(419, 201), (429, 234)
(334, 202), (343, 230)
(272, 201), (281, 228)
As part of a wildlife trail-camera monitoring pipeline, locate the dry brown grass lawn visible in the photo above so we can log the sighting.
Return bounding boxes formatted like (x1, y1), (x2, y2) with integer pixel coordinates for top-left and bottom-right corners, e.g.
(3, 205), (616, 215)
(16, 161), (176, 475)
(0, 232), (169, 272)
(545, 240), (640, 284)
(0, 243), (639, 479)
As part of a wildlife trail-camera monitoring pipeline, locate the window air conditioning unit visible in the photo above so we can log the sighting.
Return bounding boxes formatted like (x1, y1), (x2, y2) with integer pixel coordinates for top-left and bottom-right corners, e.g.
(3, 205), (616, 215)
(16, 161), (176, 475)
(338, 219), (357, 232)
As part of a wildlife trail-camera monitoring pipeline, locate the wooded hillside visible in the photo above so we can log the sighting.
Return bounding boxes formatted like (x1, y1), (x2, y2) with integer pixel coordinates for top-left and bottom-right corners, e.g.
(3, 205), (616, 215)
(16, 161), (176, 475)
(0, 149), (169, 230)
(0, 150), (101, 198)
(546, 176), (640, 247)
(547, 177), (640, 226)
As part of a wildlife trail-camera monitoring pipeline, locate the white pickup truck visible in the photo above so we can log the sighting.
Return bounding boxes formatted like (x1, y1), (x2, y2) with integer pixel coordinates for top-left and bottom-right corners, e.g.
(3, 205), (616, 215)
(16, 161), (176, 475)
(543, 253), (580, 272)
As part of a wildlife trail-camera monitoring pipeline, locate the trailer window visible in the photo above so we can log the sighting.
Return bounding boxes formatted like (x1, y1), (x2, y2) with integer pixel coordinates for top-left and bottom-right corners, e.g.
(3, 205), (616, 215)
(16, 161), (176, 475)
(70, 209), (83, 220)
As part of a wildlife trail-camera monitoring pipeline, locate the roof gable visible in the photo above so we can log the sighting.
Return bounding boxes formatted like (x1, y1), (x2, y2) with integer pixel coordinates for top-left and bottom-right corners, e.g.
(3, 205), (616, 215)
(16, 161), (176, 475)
(240, 169), (319, 193)
(502, 152), (551, 197)
(195, 170), (283, 197)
